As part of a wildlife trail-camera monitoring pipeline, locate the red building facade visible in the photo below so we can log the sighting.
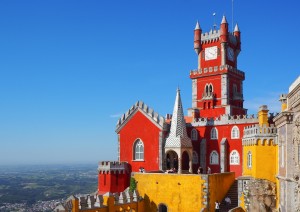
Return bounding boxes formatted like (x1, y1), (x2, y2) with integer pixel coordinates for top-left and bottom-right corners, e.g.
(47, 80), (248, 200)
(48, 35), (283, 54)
(98, 16), (259, 193)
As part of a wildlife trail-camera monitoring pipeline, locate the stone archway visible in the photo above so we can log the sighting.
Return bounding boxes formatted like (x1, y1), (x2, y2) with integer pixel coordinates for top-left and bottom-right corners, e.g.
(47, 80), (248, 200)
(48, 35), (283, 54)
(166, 150), (178, 170)
(158, 203), (168, 212)
(182, 151), (190, 171)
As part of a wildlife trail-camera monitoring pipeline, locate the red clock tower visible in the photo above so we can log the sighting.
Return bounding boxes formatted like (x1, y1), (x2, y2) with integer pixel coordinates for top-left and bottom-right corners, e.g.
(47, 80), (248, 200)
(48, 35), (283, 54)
(190, 16), (246, 118)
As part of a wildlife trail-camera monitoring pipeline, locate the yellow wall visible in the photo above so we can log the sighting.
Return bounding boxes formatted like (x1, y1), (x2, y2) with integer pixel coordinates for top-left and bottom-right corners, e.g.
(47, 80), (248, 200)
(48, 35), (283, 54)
(207, 173), (236, 211)
(134, 172), (235, 212)
(243, 141), (277, 183)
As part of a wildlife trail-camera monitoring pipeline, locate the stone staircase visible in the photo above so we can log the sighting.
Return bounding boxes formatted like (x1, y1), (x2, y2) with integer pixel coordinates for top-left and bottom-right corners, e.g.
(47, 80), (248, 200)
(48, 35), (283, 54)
(219, 180), (238, 212)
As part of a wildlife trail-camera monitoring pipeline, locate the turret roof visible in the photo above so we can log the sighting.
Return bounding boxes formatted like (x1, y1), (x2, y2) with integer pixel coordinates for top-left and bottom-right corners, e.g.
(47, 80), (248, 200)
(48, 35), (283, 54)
(195, 20), (201, 30)
(234, 23), (240, 32)
(221, 15), (227, 24)
(165, 88), (192, 148)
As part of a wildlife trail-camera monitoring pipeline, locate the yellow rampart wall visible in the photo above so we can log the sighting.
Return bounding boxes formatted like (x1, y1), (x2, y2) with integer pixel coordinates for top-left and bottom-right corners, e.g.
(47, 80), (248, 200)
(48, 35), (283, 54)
(69, 196), (144, 212)
(134, 172), (235, 212)
(206, 172), (236, 211)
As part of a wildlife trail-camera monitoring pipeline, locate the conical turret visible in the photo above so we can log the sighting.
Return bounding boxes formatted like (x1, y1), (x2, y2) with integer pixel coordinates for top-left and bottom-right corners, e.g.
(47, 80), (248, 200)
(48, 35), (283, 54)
(234, 23), (241, 52)
(220, 15), (228, 43)
(165, 88), (192, 148)
(194, 21), (202, 55)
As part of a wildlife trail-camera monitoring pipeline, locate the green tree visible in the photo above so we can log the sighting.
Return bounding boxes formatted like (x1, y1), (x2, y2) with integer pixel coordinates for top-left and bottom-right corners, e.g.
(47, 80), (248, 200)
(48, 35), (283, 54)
(129, 177), (137, 192)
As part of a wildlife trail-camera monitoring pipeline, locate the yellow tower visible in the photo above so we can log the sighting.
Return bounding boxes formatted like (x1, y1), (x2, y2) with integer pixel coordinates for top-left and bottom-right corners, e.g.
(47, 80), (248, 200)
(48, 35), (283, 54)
(239, 105), (278, 211)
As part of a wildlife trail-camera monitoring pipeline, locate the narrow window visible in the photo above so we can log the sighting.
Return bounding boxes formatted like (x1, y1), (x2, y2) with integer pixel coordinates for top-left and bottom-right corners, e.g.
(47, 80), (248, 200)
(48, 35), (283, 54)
(134, 139), (144, 160)
(192, 151), (198, 164)
(191, 129), (198, 141)
(247, 151), (252, 168)
(211, 127), (218, 140)
(210, 151), (219, 165)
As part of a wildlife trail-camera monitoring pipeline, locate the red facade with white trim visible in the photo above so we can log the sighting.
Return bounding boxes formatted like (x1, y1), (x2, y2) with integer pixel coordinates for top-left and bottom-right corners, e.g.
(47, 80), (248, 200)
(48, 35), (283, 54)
(98, 16), (259, 193)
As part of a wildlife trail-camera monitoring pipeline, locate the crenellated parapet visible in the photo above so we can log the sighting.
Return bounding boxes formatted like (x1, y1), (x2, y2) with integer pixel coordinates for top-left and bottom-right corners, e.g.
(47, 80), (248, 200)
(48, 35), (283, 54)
(190, 64), (245, 79)
(54, 189), (142, 212)
(191, 114), (257, 127)
(200, 29), (238, 45)
(98, 161), (130, 174)
(242, 124), (277, 146)
(201, 29), (220, 43)
(116, 101), (166, 133)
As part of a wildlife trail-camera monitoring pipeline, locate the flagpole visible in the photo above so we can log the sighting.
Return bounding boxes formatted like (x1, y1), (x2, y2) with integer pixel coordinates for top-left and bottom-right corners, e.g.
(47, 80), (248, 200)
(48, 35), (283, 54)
(232, 0), (234, 31)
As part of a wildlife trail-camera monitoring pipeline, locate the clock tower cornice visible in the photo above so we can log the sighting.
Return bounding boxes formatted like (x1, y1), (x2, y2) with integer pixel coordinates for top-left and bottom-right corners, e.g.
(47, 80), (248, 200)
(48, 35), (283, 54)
(189, 64), (245, 80)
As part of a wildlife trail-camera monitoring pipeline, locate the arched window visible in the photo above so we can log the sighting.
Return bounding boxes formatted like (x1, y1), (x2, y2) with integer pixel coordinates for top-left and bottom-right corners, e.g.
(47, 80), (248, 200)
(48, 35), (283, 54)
(210, 127), (218, 140)
(192, 151), (198, 164)
(230, 150), (240, 165)
(247, 151), (252, 168)
(191, 129), (198, 141)
(210, 151), (219, 165)
(133, 139), (144, 160)
(209, 84), (213, 96)
(231, 126), (240, 139)
(233, 84), (237, 93)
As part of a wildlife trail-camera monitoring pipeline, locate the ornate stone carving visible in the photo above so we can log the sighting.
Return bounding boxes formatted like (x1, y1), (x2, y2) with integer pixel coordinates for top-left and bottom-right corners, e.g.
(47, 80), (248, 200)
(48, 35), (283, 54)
(244, 179), (277, 212)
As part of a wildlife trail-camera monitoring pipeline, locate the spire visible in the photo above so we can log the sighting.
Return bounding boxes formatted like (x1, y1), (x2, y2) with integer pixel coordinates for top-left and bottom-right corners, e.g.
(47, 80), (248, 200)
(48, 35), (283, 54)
(234, 23), (240, 32)
(221, 15), (227, 24)
(165, 89), (192, 148)
(195, 20), (201, 30)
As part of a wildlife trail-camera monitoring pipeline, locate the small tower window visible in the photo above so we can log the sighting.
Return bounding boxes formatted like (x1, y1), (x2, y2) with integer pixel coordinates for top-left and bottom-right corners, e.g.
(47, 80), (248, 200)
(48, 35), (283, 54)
(191, 129), (198, 141)
(209, 84), (213, 95)
(205, 85), (209, 96)
(247, 151), (252, 168)
(133, 139), (144, 160)
(210, 151), (219, 165)
(231, 126), (240, 139)
(233, 84), (237, 93)
(192, 151), (199, 164)
(210, 127), (218, 140)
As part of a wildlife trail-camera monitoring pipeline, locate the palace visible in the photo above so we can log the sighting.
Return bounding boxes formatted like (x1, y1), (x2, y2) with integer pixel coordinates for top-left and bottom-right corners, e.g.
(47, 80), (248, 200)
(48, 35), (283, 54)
(55, 15), (300, 212)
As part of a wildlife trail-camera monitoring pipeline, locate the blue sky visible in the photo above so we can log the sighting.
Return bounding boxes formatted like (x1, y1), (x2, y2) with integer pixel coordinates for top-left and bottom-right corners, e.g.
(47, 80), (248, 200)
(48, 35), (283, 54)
(0, 0), (299, 165)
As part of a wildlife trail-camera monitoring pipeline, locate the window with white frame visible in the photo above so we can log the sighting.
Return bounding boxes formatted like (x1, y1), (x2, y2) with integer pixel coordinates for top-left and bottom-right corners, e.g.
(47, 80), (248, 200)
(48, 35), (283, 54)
(192, 151), (198, 164)
(231, 126), (240, 139)
(210, 127), (218, 139)
(133, 139), (144, 160)
(247, 151), (252, 168)
(210, 151), (219, 165)
(230, 150), (240, 165)
(191, 129), (198, 141)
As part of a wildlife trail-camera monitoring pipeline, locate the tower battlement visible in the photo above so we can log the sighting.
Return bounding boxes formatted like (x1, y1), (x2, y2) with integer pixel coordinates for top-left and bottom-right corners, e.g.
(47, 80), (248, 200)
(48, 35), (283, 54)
(201, 29), (220, 43)
(191, 114), (258, 127)
(200, 30), (238, 45)
(98, 161), (129, 174)
(190, 64), (245, 79)
(242, 124), (277, 146)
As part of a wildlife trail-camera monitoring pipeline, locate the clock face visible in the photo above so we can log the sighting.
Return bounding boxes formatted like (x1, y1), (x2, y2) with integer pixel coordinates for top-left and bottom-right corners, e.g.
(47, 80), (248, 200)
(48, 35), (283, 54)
(205, 46), (218, 61)
(227, 47), (235, 61)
